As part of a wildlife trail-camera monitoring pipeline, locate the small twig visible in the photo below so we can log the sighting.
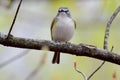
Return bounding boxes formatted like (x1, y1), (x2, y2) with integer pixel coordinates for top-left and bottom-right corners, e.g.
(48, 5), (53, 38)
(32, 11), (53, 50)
(87, 6), (120, 80)
(111, 46), (114, 52)
(74, 60), (87, 80)
(113, 71), (117, 80)
(87, 46), (114, 80)
(74, 46), (113, 80)
(26, 46), (48, 80)
(6, 0), (22, 39)
(26, 54), (47, 80)
(26, 63), (41, 80)
(0, 50), (29, 68)
(87, 61), (105, 80)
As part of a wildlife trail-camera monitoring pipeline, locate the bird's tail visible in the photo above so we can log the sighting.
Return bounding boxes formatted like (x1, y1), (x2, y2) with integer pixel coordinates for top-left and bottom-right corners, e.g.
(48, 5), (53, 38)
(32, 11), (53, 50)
(52, 52), (60, 64)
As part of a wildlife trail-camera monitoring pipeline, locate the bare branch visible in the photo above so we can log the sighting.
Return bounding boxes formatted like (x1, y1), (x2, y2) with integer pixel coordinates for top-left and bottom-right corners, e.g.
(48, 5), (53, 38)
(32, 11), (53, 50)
(74, 60), (87, 80)
(87, 61), (105, 80)
(87, 6), (120, 80)
(6, 0), (22, 39)
(88, 6), (120, 80)
(26, 53), (47, 80)
(0, 33), (120, 65)
(0, 50), (29, 68)
(87, 46), (114, 80)
(104, 6), (120, 49)
(26, 46), (48, 80)
(113, 71), (117, 80)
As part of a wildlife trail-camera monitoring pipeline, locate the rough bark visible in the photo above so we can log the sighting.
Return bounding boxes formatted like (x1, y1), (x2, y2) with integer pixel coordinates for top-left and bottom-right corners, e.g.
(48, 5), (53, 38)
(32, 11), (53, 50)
(0, 33), (120, 65)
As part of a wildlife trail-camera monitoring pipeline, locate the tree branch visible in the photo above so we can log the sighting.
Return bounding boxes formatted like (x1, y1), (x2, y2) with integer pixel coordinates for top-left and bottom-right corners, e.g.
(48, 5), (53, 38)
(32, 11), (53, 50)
(0, 50), (29, 68)
(0, 33), (120, 65)
(87, 5), (120, 80)
(104, 6), (120, 49)
(6, 0), (22, 39)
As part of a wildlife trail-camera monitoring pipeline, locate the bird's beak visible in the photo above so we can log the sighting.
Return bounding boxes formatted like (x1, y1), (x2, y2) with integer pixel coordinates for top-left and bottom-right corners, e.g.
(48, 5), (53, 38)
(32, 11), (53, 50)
(60, 12), (66, 16)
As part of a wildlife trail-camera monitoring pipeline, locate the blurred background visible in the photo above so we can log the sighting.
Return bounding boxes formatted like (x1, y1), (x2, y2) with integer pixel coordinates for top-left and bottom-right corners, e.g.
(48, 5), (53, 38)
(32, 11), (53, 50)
(0, 0), (120, 80)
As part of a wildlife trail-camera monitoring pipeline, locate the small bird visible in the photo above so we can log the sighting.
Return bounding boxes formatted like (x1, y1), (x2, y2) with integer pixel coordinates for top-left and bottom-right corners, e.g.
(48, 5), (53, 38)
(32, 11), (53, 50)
(51, 7), (76, 64)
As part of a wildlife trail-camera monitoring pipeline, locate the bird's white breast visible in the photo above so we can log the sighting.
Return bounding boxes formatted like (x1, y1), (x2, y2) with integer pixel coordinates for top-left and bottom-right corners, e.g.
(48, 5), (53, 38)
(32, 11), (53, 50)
(52, 16), (75, 42)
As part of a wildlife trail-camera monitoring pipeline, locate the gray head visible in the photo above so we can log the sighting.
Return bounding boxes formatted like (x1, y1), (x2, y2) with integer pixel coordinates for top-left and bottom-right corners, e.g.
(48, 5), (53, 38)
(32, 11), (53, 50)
(57, 7), (71, 17)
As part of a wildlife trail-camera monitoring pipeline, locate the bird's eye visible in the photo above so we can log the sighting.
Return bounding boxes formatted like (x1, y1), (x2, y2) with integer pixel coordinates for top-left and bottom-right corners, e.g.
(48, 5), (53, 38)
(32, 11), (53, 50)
(58, 8), (69, 13)
(65, 10), (68, 12)
(64, 10), (69, 13)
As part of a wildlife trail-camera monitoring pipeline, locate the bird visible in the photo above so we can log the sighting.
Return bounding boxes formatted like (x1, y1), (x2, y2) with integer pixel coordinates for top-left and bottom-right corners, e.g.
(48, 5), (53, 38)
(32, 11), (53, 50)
(50, 7), (76, 64)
